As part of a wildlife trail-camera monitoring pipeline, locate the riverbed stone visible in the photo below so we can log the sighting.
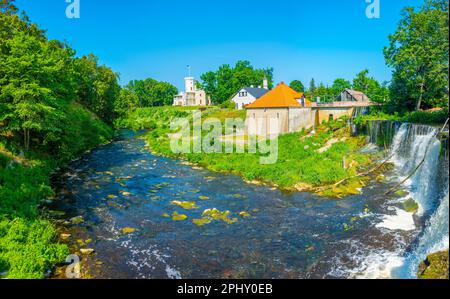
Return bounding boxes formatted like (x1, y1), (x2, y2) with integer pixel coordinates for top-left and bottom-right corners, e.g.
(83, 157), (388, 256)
(239, 211), (251, 218)
(171, 201), (199, 210)
(80, 248), (95, 255)
(70, 216), (84, 225)
(403, 198), (419, 213)
(121, 227), (137, 234)
(60, 233), (71, 240)
(172, 212), (188, 221)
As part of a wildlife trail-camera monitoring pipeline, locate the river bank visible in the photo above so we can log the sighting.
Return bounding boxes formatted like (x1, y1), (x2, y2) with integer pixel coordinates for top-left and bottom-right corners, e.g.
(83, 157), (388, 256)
(0, 105), (113, 279)
(46, 117), (448, 279)
(119, 107), (380, 198)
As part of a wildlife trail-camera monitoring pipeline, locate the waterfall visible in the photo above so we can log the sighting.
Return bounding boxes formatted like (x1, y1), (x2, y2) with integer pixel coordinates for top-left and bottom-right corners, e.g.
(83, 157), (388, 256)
(366, 121), (449, 278)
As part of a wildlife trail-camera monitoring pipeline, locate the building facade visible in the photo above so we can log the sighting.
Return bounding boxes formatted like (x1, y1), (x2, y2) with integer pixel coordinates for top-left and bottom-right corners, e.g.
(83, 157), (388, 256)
(245, 82), (312, 136)
(173, 77), (211, 106)
(231, 79), (269, 110)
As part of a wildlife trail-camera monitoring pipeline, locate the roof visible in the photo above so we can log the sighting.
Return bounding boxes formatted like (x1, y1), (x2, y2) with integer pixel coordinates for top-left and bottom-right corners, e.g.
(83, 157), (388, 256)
(246, 82), (311, 109)
(344, 89), (370, 102)
(241, 87), (269, 99)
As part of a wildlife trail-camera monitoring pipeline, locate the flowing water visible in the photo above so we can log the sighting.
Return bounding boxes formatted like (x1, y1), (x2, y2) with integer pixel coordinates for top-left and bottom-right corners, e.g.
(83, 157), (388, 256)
(50, 125), (448, 279)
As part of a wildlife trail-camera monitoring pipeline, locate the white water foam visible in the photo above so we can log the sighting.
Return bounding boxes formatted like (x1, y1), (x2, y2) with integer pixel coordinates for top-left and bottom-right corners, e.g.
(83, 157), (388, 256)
(376, 207), (416, 231)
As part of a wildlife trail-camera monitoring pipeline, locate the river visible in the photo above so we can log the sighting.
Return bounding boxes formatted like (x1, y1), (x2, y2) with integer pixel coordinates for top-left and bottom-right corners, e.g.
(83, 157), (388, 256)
(49, 124), (449, 279)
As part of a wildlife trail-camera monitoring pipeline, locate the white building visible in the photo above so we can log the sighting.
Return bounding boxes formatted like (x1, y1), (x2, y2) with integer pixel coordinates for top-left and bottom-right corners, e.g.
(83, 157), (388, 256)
(231, 79), (269, 110)
(173, 77), (211, 106)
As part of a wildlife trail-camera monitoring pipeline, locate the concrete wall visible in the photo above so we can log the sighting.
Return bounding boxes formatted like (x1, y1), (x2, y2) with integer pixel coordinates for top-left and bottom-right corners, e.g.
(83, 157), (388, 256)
(315, 107), (355, 124)
(246, 108), (289, 136)
(245, 106), (356, 136)
(288, 108), (314, 132)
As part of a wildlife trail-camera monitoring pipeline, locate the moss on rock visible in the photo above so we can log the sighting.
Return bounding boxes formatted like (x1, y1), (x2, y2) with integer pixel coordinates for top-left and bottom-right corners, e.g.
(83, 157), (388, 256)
(418, 250), (449, 279)
(403, 198), (419, 213)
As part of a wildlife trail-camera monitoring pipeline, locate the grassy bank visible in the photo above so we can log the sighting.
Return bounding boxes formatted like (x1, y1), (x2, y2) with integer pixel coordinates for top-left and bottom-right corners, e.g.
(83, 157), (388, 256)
(0, 104), (112, 279)
(119, 107), (373, 197)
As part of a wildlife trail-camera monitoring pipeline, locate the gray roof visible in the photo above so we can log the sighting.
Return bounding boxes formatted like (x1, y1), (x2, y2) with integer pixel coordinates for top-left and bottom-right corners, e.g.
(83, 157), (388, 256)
(343, 89), (370, 102)
(242, 87), (269, 99)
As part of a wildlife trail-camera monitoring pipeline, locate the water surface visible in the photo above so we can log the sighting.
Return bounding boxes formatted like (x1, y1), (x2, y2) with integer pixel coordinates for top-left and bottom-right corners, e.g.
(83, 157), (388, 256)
(51, 129), (427, 279)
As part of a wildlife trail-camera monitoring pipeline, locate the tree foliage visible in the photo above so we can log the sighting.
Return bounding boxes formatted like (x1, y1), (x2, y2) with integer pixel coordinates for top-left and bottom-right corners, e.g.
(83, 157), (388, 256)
(200, 61), (274, 104)
(385, 0), (449, 111)
(125, 78), (177, 107)
(0, 7), (118, 153)
(289, 80), (305, 93)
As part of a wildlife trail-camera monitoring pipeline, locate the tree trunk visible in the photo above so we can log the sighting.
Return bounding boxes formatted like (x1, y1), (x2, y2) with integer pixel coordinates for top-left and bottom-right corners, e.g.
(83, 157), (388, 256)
(23, 128), (30, 151)
(416, 81), (425, 111)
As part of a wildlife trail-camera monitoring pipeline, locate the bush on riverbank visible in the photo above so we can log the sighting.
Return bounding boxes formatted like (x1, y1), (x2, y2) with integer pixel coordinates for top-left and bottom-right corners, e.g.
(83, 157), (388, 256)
(354, 108), (449, 126)
(0, 105), (112, 278)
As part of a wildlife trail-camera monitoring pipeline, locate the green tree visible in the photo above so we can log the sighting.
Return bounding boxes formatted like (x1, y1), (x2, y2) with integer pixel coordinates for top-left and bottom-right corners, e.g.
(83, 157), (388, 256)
(330, 78), (352, 96)
(308, 78), (317, 101)
(384, 0), (449, 110)
(74, 55), (120, 124)
(0, 0), (18, 15)
(0, 29), (75, 151)
(352, 69), (387, 102)
(315, 83), (332, 102)
(200, 61), (273, 104)
(114, 88), (139, 118)
(126, 78), (177, 107)
(289, 80), (305, 93)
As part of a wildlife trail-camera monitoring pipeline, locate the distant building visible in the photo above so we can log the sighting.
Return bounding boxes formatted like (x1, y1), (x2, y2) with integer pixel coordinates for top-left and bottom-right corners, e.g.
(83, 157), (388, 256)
(173, 77), (211, 106)
(337, 89), (370, 102)
(231, 79), (269, 110)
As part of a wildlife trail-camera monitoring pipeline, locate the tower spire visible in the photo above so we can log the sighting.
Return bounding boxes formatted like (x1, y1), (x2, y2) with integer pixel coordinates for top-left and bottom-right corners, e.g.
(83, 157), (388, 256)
(187, 65), (191, 77)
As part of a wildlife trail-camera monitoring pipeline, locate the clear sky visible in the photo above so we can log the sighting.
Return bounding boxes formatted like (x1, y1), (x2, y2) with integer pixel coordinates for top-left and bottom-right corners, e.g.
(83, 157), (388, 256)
(15, 0), (424, 90)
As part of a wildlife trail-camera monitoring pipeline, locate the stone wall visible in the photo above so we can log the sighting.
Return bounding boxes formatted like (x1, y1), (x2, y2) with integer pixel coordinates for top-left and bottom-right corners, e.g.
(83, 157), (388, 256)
(288, 108), (315, 132)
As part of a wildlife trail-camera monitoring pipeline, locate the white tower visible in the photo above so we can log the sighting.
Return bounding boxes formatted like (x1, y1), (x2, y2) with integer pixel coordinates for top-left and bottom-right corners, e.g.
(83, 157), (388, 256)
(185, 77), (195, 92)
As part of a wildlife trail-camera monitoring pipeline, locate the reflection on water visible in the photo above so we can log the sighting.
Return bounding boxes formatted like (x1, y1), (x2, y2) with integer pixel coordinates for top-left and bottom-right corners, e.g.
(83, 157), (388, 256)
(51, 130), (419, 279)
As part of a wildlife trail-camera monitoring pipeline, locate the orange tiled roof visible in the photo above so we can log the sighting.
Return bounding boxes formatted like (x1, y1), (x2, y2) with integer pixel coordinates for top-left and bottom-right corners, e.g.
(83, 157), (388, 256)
(245, 82), (311, 108)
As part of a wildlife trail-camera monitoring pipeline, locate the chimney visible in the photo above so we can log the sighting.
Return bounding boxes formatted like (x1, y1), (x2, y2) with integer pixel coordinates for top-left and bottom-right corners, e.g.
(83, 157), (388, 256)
(263, 78), (269, 90)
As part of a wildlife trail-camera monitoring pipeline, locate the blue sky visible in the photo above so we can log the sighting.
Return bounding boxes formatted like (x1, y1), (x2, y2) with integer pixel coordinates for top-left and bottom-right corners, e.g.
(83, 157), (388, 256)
(15, 0), (424, 90)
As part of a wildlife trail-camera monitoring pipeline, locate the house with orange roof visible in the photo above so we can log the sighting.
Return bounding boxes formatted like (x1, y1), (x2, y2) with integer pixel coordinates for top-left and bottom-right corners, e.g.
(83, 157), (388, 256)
(245, 82), (374, 136)
(245, 82), (314, 136)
